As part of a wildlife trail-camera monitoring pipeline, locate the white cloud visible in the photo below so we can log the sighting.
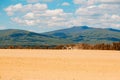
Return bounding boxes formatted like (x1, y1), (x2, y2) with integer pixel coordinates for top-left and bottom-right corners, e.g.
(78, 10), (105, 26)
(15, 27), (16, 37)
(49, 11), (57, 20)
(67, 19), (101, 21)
(98, 0), (120, 4)
(26, 0), (53, 3)
(0, 26), (6, 29)
(73, 0), (120, 6)
(73, 0), (96, 6)
(62, 2), (70, 6)
(5, 3), (47, 16)
(45, 9), (64, 16)
(5, 3), (73, 28)
(11, 17), (37, 26)
(75, 3), (120, 28)
(111, 15), (120, 20)
(4, 1), (120, 30)
(73, 0), (120, 29)
(5, 3), (22, 16)
(24, 12), (35, 19)
(73, 0), (85, 4)
(26, 0), (39, 3)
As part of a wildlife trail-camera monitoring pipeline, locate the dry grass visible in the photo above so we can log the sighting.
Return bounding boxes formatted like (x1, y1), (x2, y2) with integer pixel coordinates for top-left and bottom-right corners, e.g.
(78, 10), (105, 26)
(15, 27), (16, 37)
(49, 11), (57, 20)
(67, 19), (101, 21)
(0, 49), (120, 80)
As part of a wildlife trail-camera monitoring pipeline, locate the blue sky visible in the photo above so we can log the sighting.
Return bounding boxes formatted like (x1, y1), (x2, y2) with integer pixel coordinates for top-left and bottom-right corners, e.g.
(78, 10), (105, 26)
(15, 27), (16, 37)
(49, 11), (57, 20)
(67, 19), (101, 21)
(0, 0), (120, 33)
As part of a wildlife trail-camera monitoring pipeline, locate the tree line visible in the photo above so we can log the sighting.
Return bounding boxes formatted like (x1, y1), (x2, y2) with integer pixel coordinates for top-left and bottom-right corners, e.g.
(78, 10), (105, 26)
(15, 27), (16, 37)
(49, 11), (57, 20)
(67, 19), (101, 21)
(0, 42), (120, 50)
(52, 42), (120, 50)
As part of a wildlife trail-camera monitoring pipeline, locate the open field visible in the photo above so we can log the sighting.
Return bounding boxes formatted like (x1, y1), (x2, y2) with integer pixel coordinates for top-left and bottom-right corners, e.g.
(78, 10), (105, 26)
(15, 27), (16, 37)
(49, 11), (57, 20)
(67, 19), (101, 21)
(0, 49), (120, 80)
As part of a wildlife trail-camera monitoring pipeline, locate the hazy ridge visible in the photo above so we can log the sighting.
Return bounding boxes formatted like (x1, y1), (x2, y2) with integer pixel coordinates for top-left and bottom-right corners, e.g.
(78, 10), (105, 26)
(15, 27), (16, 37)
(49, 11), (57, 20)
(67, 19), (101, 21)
(0, 26), (120, 46)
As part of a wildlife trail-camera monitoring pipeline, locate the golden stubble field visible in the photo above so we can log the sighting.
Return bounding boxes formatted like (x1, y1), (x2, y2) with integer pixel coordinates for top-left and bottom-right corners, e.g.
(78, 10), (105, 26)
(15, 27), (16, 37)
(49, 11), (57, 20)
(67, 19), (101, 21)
(0, 49), (120, 80)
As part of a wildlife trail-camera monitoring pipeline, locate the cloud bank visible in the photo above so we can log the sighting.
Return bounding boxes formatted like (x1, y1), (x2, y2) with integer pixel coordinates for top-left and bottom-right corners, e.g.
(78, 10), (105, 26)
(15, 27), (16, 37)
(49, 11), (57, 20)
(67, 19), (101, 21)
(4, 0), (120, 29)
(5, 3), (73, 27)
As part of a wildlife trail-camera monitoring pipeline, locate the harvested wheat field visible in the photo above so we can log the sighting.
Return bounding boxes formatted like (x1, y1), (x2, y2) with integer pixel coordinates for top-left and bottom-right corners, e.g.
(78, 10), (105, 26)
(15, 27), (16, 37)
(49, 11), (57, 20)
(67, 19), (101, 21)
(0, 49), (120, 80)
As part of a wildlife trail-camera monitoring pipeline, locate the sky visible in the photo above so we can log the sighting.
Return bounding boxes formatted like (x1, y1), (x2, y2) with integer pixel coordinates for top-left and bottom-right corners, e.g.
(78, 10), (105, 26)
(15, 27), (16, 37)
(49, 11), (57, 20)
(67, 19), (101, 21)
(0, 0), (120, 33)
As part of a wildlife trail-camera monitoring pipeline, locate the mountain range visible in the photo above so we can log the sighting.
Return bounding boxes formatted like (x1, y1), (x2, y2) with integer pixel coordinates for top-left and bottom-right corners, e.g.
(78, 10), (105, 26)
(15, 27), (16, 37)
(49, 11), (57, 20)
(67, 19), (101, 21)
(0, 26), (120, 46)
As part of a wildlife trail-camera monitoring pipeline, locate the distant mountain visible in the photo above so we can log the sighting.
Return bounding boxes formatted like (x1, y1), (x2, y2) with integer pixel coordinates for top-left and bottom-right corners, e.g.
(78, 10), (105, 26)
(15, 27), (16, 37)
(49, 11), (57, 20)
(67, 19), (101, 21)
(44, 26), (120, 44)
(45, 26), (92, 34)
(0, 29), (72, 46)
(0, 26), (120, 45)
(106, 28), (120, 32)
